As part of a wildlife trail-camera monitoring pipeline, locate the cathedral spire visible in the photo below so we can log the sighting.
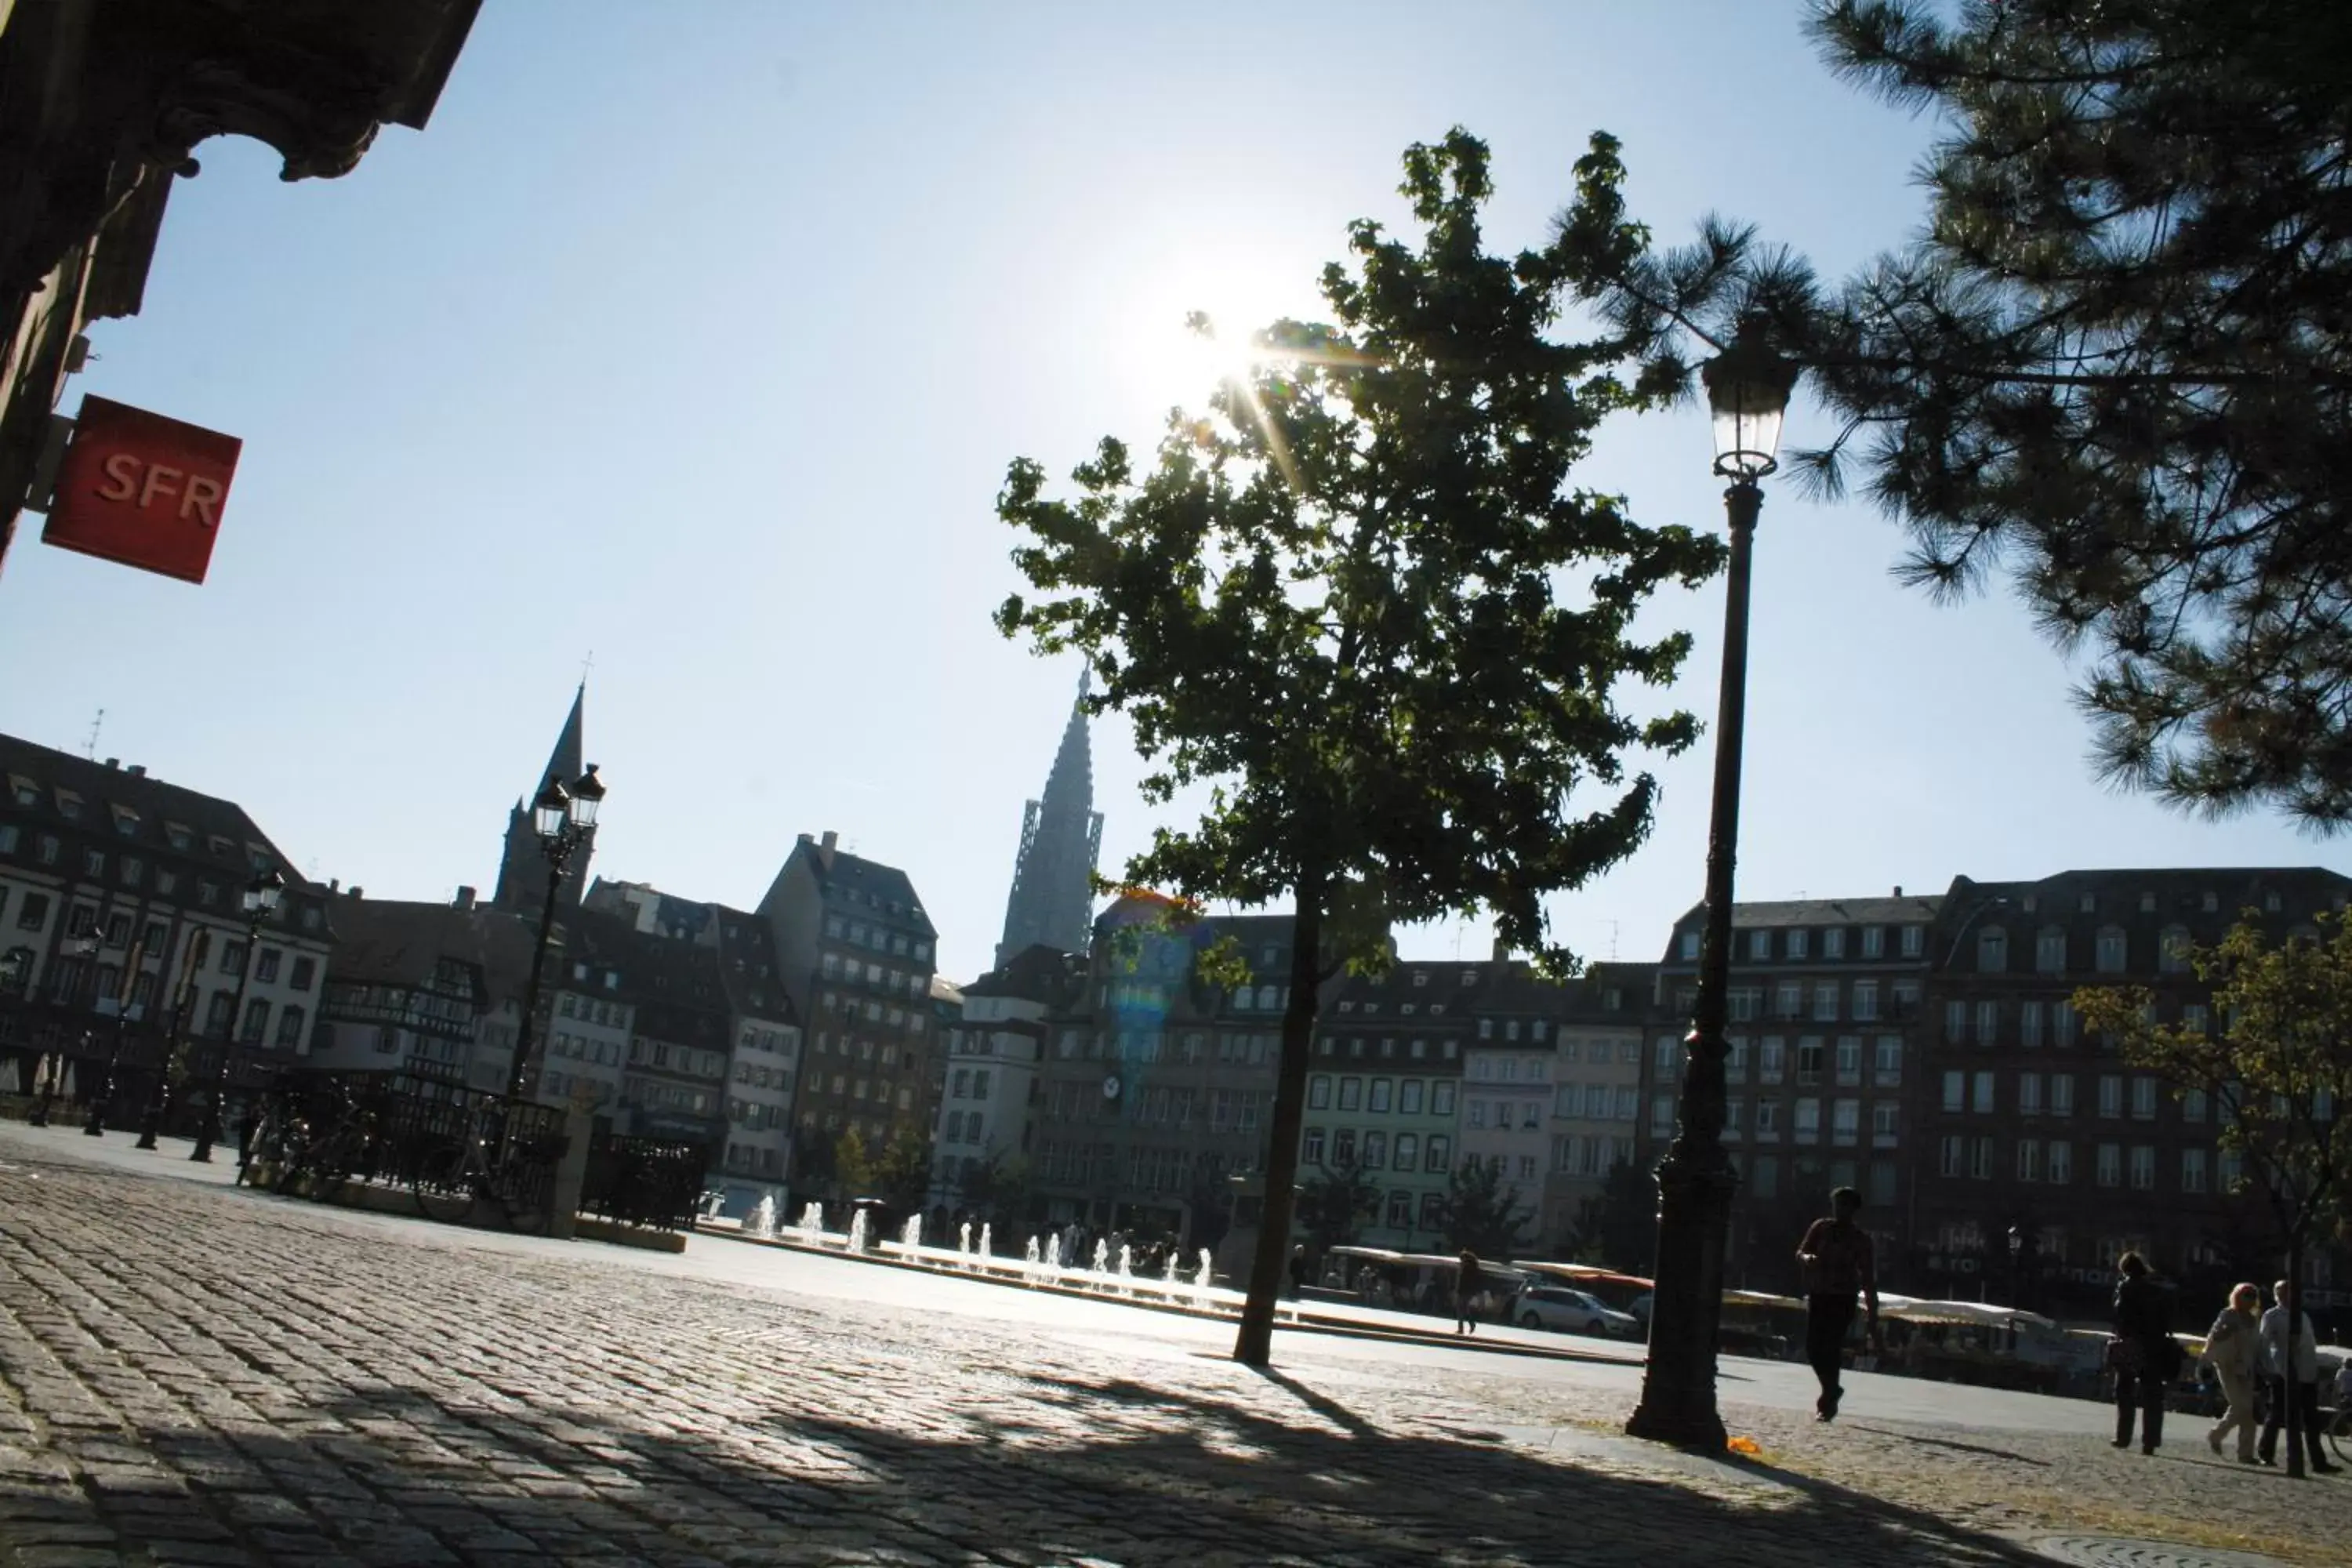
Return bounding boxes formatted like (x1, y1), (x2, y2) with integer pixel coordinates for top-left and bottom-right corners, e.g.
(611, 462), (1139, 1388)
(996, 675), (1104, 970)
(493, 683), (596, 915)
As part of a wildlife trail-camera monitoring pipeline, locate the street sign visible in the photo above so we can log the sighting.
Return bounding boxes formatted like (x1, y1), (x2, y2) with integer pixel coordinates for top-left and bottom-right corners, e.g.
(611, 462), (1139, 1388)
(40, 394), (241, 584)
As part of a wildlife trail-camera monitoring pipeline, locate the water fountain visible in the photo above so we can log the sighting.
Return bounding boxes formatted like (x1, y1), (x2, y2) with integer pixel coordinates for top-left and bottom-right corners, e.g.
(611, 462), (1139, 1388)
(1024, 1236), (1041, 1281)
(1116, 1243), (1134, 1295)
(1046, 1233), (1063, 1276)
(798, 1201), (824, 1242)
(1194, 1248), (1214, 1308)
(901, 1214), (923, 1255)
(847, 1209), (869, 1254)
(959, 1221), (973, 1257)
(747, 1196), (777, 1239)
(1091, 1238), (1109, 1280)
(978, 1223), (991, 1264)
(1163, 1250), (1181, 1299)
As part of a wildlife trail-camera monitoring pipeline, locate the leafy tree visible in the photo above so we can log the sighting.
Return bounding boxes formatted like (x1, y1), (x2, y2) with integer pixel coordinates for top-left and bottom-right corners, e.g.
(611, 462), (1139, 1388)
(1568, 1156), (1658, 1272)
(874, 1121), (934, 1215)
(1435, 1156), (1537, 1259)
(2074, 912), (2352, 1477)
(1581, 0), (2352, 827)
(960, 1152), (1037, 1229)
(830, 1128), (874, 1202)
(993, 129), (1718, 1367)
(1296, 1153), (1381, 1254)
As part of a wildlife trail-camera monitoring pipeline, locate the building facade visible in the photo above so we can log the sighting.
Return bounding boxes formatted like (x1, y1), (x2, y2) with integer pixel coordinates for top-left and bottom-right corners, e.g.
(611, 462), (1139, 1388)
(309, 889), (532, 1091)
(759, 831), (940, 1185)
(1652, 890), (1943, 1294)
(1541, 962), (1654, 1251)
(927, 944), (1086, 1217)
(1304, 960), (1479, 1250)
(1913, 867), (2352, 1325)
(0, 735), (333, 1123)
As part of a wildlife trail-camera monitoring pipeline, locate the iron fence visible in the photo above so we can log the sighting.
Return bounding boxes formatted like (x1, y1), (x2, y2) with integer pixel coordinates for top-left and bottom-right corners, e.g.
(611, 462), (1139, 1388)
(581, 1130), (709, 1232)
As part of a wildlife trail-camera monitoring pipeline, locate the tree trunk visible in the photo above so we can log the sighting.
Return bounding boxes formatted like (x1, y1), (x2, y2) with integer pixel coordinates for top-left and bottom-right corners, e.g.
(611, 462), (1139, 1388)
(1232, 877), (1324, 1367)
(2285, 1232), (2306, 1479)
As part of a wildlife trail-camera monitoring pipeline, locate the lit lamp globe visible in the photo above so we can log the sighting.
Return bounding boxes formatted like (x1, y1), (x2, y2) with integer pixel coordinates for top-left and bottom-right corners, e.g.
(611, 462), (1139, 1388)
(1701, 325), (1797, 481)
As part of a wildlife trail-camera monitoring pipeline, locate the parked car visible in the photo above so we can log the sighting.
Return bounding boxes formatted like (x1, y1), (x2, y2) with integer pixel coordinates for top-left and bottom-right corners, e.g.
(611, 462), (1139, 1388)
(1515, 1285), (1639, 1337)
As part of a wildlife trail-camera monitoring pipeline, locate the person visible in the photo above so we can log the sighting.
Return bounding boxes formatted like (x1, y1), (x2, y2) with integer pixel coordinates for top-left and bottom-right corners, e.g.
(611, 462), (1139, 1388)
(2335, 1353), (2352, 1421)
(1455, 1250), (1482, 1335)
(1795, 1186), (1881, 1422)
(1287, 1244), (1311, 1300)
(2201, 1283), (2264, 1463)
(2258, 1279), (2336, 1472)
(2108, 1253), (2179, 1453)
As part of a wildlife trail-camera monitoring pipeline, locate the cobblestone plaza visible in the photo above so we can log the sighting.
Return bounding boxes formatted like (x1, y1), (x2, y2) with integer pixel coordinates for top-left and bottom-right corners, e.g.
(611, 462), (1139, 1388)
(3, 1123), (2347, 1567)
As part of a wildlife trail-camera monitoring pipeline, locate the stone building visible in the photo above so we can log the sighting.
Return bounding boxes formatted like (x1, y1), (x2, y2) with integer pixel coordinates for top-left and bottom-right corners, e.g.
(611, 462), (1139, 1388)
(1538, 961), (1655, 1250)
(758, 831), (940, 1186)
(1461, 966), (1563, 1234)
(1913, 866), (2352, 1326)
(995, 675), (1103, 969)
(1650, 890), (1944, 1294)
(308, 888), (532, 1090)
(0, 0), (480, 574)
(0, 733), (333, 1121)
(927, 943), (1086, 1218)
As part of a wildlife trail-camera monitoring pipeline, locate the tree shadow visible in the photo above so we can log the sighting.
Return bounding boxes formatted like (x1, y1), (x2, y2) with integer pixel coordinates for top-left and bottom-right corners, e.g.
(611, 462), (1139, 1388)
(1840, 1423), (2054, 1468)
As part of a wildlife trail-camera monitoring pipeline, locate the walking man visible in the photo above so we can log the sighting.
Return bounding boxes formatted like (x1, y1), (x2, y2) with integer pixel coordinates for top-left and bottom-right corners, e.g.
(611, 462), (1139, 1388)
(2258, 1278), (2336, 1472)
(1795, 1186), (1880, 1422)
(1454, 1250), (1483, 1336)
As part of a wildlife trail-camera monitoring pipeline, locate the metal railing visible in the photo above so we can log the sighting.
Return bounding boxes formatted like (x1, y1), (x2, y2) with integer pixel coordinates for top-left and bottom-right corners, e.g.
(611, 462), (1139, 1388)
(581, 1130), (708, 1232)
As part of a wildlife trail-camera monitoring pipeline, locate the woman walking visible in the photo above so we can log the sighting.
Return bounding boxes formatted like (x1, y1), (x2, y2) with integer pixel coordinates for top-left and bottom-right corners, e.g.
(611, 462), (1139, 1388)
(2110, 1252), (2179, 1454)
(2201, 1283), (2263, 1463)
(1454, 1250), (1482, 1335)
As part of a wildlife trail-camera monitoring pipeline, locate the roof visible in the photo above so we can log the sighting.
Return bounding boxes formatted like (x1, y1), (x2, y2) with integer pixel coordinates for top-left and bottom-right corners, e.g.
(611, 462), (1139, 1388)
(797, 837), (936, 938)
(1664, 893), (1946, 935)
(0, 731), (331, 928)
(323, 897), (537, 1005)
(965, 942), (1091, 1004)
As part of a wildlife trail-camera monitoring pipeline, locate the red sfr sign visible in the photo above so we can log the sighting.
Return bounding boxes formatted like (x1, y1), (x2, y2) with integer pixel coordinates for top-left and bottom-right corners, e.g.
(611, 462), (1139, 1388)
(41, 394), (242, 585)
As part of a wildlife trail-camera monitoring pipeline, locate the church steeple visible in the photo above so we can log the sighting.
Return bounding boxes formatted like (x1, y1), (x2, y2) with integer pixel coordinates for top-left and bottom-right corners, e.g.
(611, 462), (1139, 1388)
(996, 670), (1104, 970)
(493, 683), (595, 916)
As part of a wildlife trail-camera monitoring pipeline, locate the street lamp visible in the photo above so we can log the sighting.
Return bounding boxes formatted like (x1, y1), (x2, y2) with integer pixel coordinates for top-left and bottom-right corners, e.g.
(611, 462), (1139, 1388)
(508, 765), (604, 1103)
(28, 928), (103, 1127)
(1627, 320), (1798, 1450)
(191, 868), (285, 1163)
(2007, 1225), (2024, 1309)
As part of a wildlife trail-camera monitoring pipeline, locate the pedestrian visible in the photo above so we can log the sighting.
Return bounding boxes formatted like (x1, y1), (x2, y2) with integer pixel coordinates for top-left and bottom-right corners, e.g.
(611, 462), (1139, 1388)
(1455, 1250), (1482, 1335)
(2257, 1278), (2336, 1472)
(2107, 1253), (2179, 1453)
(2202, 1282), (2263, 1463)
(1287, 1243), (1311, 1300)
(1795, 1185), (1881, 1422)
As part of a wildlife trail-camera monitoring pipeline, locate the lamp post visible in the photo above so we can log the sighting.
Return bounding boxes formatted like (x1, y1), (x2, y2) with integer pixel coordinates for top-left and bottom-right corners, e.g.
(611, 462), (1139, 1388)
(2007, 1225), (2024, 1309)
(1627, 321), (1797, 1449)
(28, 929), (103, 1127)
(190, 869), (285, 1163)
(136, 930), (212, 1149)
(84, 936), (151, 1137)
(508, 765), (604, 1104)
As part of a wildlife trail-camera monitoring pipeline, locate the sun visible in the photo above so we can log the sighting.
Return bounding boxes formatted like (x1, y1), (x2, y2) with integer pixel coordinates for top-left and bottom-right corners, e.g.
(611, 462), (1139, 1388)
(1123, 254), (1307, 408)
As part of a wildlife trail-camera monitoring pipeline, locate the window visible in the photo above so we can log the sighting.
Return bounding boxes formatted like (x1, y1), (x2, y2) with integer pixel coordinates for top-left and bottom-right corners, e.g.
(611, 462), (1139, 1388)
(1308, 1076), (1331, 1110)
(2016, 1139), (2042, 1181)
(2098, 1074), (2122, 1119)
(2182, 1087), (2207, 1123)
(1851, 981), (1878, 1022)
(1970, 1136), (1994, 1181)
(1942, 1069), (1965, 1112)
(2095, 927), (2127, 974)
(2129, 1145), (2155, 1191)
(1812, 982), (1838, 1022)
(221, 941), (245, 977)
(1758, 1036), (1785, 1083)
(1302, 1127), (1326, 1165)
(239, 998), (270, 1045)
(1939, 1134), (1965, 1178)
(82, 848), (104, 877)
(1650, 1095), (1675, 1138)
(2158, 926), (2192, 975)
(1794, 1098), (1821, 1142)
(1679, 931), (1699, 961)
(2181, 1148), (2209, 1194)
(1368, 1079), (1393, 1113)
(2053, 1000), (2078, 1048)
(2183, 1004), (2209, 1036)
(1726, 1036), (1748, 1081)
(1977, 927), (2007, 972)
(1871, 1102), (1899, 1145)
(15, 892), (49, 931)
(1835, 1036), (1860, 1085)
(255, 948), (282, 984)
(2019, 1072), (2044, 1116)
(1338, 1077), (1363, 1111)
(1425, 1134), (1450, 1172)
(1972, 1071), (1996, 1114)
(274, 1005), (306, 1049)
(1796, 1036), (1824, 1084)
(2096, 1143), (2122, 1188)
(1754, 1100), (1780, 1137)
(1823, 928), (1846, 960)
(1831, 1098), (1859, 1145)
(1468, 1099), (1489, 1131)
(1860, 926), (1884, 960)
(1361, 1132), (1388, 1169)
(1787, 930), (1809, 960)
(1394, 1133), (1417, 1168)
(1872, 1035), (1901, 1085)
(1748, 930), (1772, 961)
(2130, 1077), (2157, 1120)
(2036, 927), (2067, 974)
(1900, 925), (1924, 958)
(1944, 1000), (1967, 1044)
(2051, 1073), (2075, 1117)
(1774, 982), (1802, 1020)
(2047, 1140), (2072, 1185)
(120, 856), (143, 887)
(2019, 1000), (2044, 1049)
(1400, 1080), (1425, 1115)
(1432, 1083), (1455, 1116)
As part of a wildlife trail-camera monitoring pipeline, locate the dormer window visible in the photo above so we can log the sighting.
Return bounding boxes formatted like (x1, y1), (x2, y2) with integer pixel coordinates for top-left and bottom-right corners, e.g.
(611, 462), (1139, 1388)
(2078, 893), (2096, 914)
(8, 776), (35, 807)
(1412, 969), (1428, 987)
(2138, 891), (2157, 913)
(2264, 891), (2283, 913)
(165, 822), (192, 851)
(55, 790), (82, 820)
(111, 806), (139, 837)
(1786, 929), (1809, 960)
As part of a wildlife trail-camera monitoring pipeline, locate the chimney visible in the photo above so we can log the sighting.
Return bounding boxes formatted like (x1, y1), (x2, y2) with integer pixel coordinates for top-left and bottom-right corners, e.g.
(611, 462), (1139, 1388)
(125, 764), (145, 777)
(349, 887), (364, 900)
(103, 757), (118, 769)
(1490, 936), (1511, 964)
(1893, 885), (1903, 898)
(454, 885), (477, 912)
(817, 829), (838, 867)
(329, 878), (340, 894)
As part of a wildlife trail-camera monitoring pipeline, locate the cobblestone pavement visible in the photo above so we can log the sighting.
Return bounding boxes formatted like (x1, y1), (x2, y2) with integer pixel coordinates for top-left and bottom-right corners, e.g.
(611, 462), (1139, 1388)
(2, 1135), (2346, 1567)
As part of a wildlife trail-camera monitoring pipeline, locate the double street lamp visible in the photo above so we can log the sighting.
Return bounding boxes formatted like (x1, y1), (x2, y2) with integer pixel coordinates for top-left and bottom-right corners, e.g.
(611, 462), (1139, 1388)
(27, 928), (103, 1127)
(508, 765), (604, 1103)
(190, 868), (286, 1163)
(1627, 321), (1798, 1450)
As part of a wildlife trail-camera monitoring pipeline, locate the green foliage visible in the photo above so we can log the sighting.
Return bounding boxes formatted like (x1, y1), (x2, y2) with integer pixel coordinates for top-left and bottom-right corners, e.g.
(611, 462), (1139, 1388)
(874, 1121), (934, 1214)
(1568, 1156), (1657, 1272)
(1296, 1154), (1381, 1253)
(2074, 913), (2352, 1251)
(995, 127), (1720, 978)
(1436, 1156), (1536, 1259)
(960, 1153), (1036, 1225)
(1576, 0), (2352, 828)
(830, 1128), (875, 1200)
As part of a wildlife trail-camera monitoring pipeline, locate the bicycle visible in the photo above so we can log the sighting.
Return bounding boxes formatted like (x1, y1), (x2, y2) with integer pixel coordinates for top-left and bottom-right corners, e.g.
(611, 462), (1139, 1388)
(2326, 1403), (2352, 1467)
(410, 1102), (558, 1233)
(270, 1084), (374, 1203)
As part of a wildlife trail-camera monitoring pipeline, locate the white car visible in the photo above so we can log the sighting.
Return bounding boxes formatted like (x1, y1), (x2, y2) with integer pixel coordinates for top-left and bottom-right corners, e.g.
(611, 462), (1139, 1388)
(1515, 1285), (1639, 1338)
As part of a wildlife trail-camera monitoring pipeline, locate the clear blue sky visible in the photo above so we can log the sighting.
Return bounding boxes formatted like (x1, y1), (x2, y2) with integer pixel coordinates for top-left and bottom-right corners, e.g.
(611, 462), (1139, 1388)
(2, 2), (2340, 982)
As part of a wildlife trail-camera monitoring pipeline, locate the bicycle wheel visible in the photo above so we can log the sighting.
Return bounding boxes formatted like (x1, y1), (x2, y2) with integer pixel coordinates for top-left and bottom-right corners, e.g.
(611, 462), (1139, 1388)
(410, 1138), (480, 1225)
(2328, 1410), (2352, 1467)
